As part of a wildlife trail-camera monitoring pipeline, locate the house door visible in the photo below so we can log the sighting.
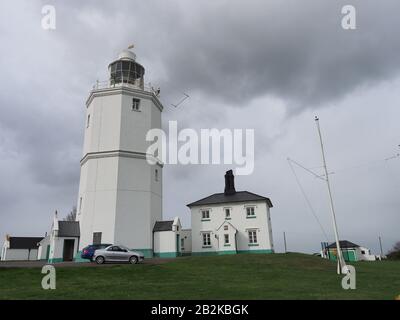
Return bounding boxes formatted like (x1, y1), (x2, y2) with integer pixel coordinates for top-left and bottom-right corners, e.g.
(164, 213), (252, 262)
(63, 239), (75, 261)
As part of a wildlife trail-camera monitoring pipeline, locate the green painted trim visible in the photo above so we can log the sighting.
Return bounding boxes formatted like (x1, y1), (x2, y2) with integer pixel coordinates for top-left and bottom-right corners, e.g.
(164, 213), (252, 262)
(201, 219), (211, 222)
(224, 244), (231, 247)
(191, 251), (219, 257)
(246, 215), (257, 219)
(248, 243), (259, 247)
(48, 258), (63, 263)
(218, 250), (237, 255)
(237, 249), (274, 254)
(327, 249), (357, 262)
(191, 249), (274, 256)
(74, 251), (90, 263)
(153, 252), (177, 258)
(225, 217), (231, 220)
(202, 245), (212, 249)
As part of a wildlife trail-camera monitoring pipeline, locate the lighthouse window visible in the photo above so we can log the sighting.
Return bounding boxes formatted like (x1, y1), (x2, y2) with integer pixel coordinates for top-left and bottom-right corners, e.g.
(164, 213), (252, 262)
(155, 168), (159, 181)
(132, 98), (140, 111)
(87, 114), (90, 128)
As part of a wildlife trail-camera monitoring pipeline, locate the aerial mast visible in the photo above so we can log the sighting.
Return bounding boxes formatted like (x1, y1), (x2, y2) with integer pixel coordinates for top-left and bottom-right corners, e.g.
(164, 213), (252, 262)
(315, 116), (347, 274)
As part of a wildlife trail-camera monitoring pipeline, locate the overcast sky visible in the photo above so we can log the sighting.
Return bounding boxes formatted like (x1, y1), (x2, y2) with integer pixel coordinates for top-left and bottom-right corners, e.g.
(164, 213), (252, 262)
(0, 0), (399, 254)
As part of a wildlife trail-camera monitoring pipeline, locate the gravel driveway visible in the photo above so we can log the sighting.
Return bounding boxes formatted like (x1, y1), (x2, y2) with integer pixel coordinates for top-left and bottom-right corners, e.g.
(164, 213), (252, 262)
(0, 257), (173, 268)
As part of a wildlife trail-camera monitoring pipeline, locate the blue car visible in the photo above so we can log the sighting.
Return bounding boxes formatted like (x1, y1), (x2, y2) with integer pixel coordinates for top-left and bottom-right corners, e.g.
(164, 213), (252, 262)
(81, 244), (112, 260)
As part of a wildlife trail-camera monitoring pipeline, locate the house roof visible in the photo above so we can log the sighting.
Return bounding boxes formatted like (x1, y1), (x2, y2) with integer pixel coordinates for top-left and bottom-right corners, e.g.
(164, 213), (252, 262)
(9, 237), (44, 249)
(187, 191), (273, 208)
(58, 221), (80, 237)
(326, 240), (360, 249)
(153, 220), (174, 232)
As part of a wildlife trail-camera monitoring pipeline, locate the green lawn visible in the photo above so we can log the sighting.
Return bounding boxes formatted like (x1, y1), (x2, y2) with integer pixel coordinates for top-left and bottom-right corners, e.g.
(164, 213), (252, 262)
(0, 253), (399, 299)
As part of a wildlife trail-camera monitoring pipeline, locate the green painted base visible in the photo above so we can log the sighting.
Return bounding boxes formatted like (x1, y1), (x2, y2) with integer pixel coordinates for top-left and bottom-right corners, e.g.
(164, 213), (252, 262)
(48, 258), (63, 263)
(191, 249), (274, 256)
(218, 250), (237, 255)
(153, 252), (178, 258)
(74, 251), (90, 263)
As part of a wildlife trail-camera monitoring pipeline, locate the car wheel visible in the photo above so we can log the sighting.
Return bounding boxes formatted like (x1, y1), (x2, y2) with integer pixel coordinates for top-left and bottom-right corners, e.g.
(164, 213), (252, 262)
(96, 256), (105, 264)
(129, 256), (138, 264)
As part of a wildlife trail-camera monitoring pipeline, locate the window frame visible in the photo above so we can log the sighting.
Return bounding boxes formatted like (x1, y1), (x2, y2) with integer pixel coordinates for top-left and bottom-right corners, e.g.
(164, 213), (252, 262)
(202, 232), (211, 247)
(248, 230), (258, 245)
(132, 98), (141, 111)
(201, 209), (210, 221)
(224, 234), (230, 245)
(246, 206), (256, 218)
(224, 207), (231, 219)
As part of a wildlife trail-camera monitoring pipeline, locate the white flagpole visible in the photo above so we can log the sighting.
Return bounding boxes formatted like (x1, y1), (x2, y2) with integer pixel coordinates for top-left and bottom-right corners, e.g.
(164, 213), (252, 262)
(315, 116), (347, 274)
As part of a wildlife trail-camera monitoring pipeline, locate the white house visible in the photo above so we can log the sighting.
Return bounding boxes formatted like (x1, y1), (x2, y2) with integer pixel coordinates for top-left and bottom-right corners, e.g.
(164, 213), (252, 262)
(1, 235), (43, 261)
(187, 170), (274, 256)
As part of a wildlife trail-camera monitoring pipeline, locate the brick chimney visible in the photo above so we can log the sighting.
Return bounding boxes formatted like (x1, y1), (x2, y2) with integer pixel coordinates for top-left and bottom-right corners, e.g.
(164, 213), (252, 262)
(224, 170), (236, 195)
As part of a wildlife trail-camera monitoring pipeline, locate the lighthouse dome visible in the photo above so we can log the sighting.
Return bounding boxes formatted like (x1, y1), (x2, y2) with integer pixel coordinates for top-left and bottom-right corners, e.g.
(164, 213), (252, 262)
(108, 49), (145, 88)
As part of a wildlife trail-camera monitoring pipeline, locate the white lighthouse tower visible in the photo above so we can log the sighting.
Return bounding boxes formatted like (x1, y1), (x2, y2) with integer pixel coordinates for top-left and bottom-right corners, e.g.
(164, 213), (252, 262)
(76, 48), (163, 257)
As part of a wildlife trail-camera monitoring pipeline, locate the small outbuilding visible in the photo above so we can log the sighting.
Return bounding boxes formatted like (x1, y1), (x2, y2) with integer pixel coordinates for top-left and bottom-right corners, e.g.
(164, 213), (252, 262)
(1, 235), (43, 261)
(322, 240), (377, 262)
(39, 212), (80, 263)
(153, 217), (188, 258)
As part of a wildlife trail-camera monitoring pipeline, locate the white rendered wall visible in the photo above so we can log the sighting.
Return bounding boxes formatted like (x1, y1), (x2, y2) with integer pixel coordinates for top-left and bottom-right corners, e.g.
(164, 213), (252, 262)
(37, 236), (50, 260)
(1, 249), (38, 261)
(190, 200), (274, 254)
(154, 231), (176, 254)
(77, 87), (163, 253)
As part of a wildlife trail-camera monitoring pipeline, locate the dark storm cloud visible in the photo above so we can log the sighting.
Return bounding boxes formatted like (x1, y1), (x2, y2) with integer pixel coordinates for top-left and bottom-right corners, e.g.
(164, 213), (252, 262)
(156, 0), (400, 109)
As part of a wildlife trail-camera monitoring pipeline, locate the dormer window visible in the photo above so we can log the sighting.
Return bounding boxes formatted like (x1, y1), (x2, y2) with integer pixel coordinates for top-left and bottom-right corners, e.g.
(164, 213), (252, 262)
(132, 98), (140, 111)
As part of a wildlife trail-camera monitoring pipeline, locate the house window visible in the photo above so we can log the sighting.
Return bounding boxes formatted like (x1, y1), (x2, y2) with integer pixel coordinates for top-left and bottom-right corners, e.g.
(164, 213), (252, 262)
(202, 233), (211, 246)
(201, 210), (210, 220)
(224, 225), (228, 231)
(132, 98), (140, 111)
(225, 208), (231, 219)
(224, 234), (229, 245)
(248, 230), (258, 244)
(87, 114), (90, 128)
(181, 238), (184, 250)
(361, 250), (366, 255)
(246, 206), (256, 217)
